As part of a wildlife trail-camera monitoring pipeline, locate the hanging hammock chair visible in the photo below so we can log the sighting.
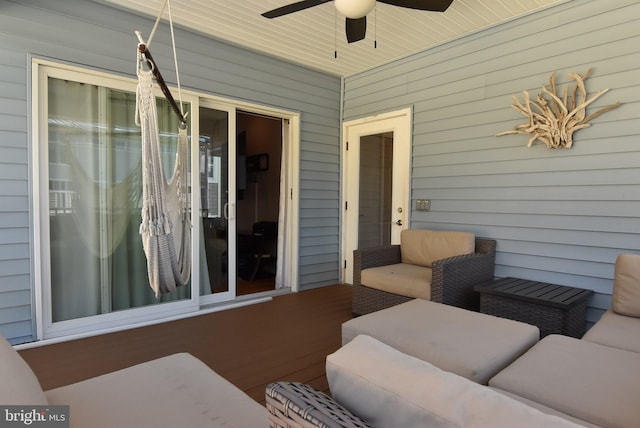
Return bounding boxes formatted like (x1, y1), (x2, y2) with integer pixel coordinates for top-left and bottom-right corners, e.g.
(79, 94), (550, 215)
(135, 4), (191, 298)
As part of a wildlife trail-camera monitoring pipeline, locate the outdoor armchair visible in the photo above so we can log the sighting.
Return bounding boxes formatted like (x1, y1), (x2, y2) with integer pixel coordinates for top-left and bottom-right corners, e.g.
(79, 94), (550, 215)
(352, 229), (496, 315)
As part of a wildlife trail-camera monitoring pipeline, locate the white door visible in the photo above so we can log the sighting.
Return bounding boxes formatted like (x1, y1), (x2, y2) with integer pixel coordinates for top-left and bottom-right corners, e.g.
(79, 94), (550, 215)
(342, 108), (412, 284)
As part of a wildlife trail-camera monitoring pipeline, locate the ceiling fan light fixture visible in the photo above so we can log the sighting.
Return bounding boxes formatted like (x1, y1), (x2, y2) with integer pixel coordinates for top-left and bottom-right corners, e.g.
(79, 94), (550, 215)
(335, 0), (376, 19)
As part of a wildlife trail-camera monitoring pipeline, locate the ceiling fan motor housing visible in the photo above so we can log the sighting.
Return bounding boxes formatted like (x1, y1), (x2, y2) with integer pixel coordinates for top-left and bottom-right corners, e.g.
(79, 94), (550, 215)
(262, 0), (454, 44)
(335, 0), (376, 18)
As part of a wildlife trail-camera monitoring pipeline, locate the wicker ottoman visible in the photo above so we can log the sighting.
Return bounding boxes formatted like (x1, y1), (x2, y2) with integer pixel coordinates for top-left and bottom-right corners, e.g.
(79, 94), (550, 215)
(342, 299), (540, 384)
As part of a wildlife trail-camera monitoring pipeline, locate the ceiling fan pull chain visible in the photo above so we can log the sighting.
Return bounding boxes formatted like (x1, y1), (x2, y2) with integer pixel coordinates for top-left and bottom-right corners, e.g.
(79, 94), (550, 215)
(374, 3), (378, 49)
(334, 6), (338, 59)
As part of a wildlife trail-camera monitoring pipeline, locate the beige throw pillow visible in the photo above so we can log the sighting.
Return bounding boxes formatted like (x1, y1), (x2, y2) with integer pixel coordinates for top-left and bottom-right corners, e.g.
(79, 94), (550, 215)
(612, 253), (640, 317)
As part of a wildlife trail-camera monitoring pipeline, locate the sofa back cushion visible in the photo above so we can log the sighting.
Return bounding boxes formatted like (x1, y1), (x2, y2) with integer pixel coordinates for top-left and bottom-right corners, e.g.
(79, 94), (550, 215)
(327, 335), (583, 428)
(0, 335), (48, 405)
(612, 253), (640, 317)
(400, 229), (475, 267)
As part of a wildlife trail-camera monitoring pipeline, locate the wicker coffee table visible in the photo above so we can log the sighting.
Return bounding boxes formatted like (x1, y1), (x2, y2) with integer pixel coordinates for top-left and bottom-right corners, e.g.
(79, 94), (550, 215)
(475, 277), (593, 338)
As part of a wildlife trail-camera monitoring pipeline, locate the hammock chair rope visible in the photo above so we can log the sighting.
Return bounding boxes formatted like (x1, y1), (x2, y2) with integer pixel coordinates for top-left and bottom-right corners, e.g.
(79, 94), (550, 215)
(135, 0), (191, 298)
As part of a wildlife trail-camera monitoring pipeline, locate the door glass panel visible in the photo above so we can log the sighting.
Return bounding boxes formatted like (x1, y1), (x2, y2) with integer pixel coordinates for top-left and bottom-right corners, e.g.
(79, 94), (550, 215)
(47, 77), (191, 323)
(199, 107), (229, 294)
(235, 113), (282, 294)
(358, 132), (394, 249)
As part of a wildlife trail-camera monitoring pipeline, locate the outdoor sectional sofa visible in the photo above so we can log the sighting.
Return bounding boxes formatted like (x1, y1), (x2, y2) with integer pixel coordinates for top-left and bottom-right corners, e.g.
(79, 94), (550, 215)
(266, 253), (640, 428)
(0, 334), (266, 427)
(4, 254), (639, 427)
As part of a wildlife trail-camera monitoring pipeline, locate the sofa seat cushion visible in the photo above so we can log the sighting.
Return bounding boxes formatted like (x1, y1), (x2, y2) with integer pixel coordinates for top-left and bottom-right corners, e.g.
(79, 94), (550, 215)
(0, 335), (48, 405)
(400, 229), (475, 267)
(490, 388), (598, 428)
(489, 334), (640, 428)
(327, 335), (582, 428)
(361, 263), (431, 299)
(45, 353), (266, 428)
(611, 253), (640, 317)
(582, 309), (640, 353)
(342, 299), (539, 384)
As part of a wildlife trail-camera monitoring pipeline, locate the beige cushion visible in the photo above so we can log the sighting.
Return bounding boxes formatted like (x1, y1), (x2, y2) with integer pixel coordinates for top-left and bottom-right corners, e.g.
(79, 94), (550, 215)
(342, 299), (539, 384)
(582, 309), (640, 353)
(361, 263), (431, 299)
(327, 335), (582, 428)
(0, 335), (48, 405)
(45, 353), (266, 428)
(612, 253), (640, 317)
(400, 229), (475, 267)
(489, 334), (640, 428)
(490, 388), (598, 428)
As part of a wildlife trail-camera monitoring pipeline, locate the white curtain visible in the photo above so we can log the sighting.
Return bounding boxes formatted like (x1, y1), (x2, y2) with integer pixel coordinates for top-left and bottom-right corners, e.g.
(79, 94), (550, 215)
(275, 120), (290, 290)
(48, 78), (190, 323)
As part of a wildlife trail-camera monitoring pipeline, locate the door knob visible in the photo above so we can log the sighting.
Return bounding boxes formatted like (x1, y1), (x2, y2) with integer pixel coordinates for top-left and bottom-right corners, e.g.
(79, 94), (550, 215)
(395, 219), (403, 226)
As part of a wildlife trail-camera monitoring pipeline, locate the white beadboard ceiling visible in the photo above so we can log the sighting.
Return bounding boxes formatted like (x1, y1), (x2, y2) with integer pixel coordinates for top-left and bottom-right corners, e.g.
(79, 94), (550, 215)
(103, 0), (565, 76)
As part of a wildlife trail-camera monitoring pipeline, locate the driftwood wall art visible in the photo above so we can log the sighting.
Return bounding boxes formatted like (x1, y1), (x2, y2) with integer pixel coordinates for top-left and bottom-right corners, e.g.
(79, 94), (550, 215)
(497, 68), (620, 149)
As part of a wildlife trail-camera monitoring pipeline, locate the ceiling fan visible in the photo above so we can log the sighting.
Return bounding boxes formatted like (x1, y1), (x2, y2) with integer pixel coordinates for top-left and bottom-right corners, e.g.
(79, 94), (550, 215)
(262, 0), (454, 43)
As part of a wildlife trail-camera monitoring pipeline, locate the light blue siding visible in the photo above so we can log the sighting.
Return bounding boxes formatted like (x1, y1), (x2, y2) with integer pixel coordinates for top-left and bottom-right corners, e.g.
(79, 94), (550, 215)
(0, 40), (31, 344)
(0, 0), (341, 343)
(344, 0), (640, 326)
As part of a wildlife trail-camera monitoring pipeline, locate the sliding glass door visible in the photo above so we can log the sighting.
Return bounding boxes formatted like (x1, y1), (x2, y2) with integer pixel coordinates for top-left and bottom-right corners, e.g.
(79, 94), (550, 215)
(34, 60), (300, 340)
(36, 63), (199, 339)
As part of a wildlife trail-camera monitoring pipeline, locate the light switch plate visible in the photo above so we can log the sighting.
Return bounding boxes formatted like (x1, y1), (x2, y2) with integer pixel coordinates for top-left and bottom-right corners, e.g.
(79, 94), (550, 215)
(416, 199), (431, 212)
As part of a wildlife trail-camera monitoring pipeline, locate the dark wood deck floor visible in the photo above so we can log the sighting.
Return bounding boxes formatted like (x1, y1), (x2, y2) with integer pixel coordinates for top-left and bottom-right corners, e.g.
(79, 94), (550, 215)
(18, 284), (353, 406)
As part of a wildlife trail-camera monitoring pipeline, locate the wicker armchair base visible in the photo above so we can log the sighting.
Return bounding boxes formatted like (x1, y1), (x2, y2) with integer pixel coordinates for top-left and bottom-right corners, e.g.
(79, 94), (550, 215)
(352, 284), (413, 316)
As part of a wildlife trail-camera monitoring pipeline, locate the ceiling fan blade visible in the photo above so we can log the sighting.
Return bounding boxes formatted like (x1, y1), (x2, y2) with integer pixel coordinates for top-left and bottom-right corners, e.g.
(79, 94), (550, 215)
(377, 0), (454, 12)
(262, 0), (332, 18)
(346, 17), (367, 43)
